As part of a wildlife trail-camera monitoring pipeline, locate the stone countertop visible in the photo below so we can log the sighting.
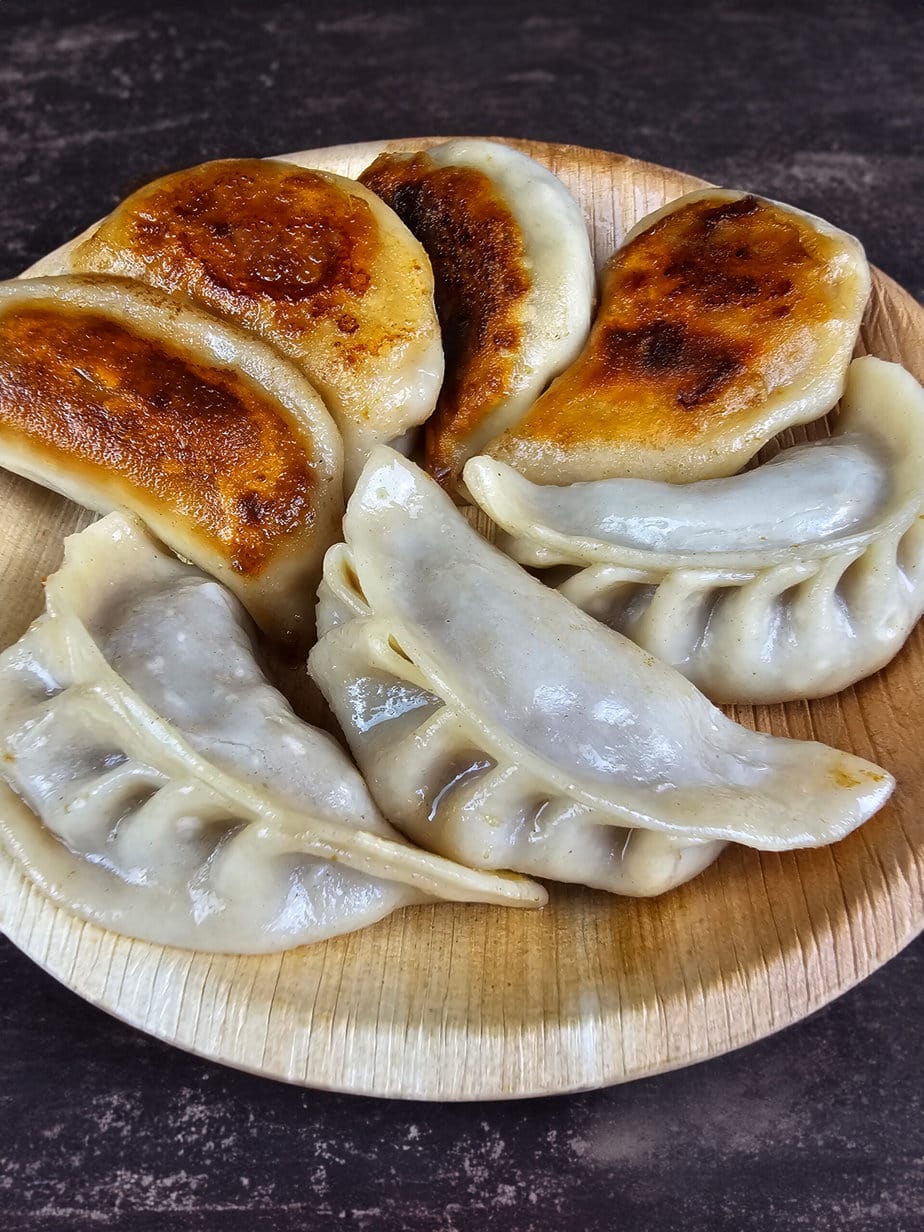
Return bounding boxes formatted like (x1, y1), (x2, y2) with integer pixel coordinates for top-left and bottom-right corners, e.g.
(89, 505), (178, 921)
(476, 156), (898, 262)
(1, 1), (922, 1228)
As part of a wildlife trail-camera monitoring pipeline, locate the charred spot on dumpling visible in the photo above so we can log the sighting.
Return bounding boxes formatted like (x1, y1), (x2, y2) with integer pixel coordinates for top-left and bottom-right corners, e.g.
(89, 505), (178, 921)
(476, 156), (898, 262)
(636, 194), (822, 319)
(0, 303), (315, 576)
(502, 191), (853, 462)
(598, 321), (749, 413)
(591, 192), (840, 427)
(360, 152), (531, 485)
(81, 158), (380, 332)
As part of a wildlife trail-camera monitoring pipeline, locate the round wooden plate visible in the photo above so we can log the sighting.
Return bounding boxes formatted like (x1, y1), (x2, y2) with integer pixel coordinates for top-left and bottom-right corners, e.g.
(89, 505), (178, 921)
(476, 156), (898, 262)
(2, 139), (923, 1101)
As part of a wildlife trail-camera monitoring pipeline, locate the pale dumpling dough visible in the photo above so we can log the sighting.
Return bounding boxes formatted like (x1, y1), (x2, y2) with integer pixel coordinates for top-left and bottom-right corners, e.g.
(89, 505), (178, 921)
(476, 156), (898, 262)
(466, 357), (924, 704)
(0, 514), (544, 953)
(309, 449), (893, 898)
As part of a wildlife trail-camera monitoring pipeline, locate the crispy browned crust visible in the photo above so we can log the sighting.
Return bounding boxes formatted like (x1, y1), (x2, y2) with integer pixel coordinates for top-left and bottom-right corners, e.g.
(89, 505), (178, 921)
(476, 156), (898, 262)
(514, 194), (843, 451)
(360, 152), (530, 485)
(0, 304), (316, 575)
(74, 159), (396, 356)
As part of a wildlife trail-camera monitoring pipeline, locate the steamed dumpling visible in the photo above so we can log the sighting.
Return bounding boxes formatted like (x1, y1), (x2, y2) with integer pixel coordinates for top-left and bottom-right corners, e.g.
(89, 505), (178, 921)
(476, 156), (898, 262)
(308, 449), (893, 898)
(359, 140), (595, 491)
(35, 158), (444, 482)
(483, 188), (871, 483)
(466, 357), (924, 703)
(0, 513), (544, 953)
(0, 274), (343, 645)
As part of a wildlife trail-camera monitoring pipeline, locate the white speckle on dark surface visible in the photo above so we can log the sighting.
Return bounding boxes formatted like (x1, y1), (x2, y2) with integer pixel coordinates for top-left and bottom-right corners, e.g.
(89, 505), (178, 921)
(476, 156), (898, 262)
(1, 0), (923, 1229)
(2, 931), (922, 1230)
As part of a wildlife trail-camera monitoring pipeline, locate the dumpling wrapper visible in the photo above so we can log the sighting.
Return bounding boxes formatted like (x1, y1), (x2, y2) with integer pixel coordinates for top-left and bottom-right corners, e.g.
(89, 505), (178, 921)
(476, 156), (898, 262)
(0, 513), (544, 953)
(308, 450), (893, 898)
(466, 357), (924, 703)
(483, 188), (871, 484)
(359, 139), (595, 491)
(0, 274), (342, 645)
(31, 158), (444, 484)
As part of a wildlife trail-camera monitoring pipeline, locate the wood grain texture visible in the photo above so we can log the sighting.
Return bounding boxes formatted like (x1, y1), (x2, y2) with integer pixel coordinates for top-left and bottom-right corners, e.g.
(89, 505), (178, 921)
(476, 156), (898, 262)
(1, 139), (922, 1101)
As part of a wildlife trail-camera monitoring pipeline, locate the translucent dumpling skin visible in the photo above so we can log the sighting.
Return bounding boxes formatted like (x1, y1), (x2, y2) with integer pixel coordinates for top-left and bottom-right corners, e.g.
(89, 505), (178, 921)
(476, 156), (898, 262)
(0, 513), (544, 953)
(467, 358), (924, 703)
(309, 449), (894, 898)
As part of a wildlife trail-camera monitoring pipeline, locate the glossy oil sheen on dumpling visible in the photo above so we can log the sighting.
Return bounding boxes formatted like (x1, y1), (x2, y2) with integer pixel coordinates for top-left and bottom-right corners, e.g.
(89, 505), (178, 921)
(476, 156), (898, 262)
(308, 449), (893, 898)
(484, 188), (870, 483)
(359, 140), (595, 491)
(35, 158), (443, 482)
(0, 513), (544, 953)
(466, 357), (924, 703)
(0, 274), (342, 645)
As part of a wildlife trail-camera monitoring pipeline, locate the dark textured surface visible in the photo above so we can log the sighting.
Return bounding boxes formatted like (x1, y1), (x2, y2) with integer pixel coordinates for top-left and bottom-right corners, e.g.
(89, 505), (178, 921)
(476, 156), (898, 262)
(1, 1), (923, 1228)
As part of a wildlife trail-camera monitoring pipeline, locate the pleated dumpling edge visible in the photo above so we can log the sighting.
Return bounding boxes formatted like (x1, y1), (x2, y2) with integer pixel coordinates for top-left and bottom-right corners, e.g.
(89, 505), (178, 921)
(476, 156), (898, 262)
(465, 357), (924, 703)
(309, 448), (893, 898)
(0, 512), (545, 954)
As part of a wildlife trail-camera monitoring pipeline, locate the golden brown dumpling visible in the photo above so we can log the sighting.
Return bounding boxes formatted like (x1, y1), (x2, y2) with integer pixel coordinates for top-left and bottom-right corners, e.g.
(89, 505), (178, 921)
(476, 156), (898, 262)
(359, 140), (595, 491)
(0, 275), (342, 644)
(483, 188), (871, 483)
(35, 158), (443, 484)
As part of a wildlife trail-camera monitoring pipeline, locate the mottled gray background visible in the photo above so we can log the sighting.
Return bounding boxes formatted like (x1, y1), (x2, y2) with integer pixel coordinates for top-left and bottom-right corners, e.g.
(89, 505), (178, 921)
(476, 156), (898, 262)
(1, 1), (922, 1229)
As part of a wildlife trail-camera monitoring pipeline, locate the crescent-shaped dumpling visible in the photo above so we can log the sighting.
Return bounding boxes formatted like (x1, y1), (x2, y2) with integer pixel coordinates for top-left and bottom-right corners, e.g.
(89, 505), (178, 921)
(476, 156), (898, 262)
(0, 513), (543, 953)
(465, 358), (924, 703)
(35, 158), (444, 483)
(359, 140), (595, 491)
(483, 188), (870, 483)
(0, 274), (342, 644)
(308, 449), (893, 899)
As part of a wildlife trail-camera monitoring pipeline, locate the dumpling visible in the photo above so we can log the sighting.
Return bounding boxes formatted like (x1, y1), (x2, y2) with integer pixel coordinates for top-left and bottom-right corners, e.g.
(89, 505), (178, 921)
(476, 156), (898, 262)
(0, 274), (342, 645)
(465, 357), (924, 704)
(482, 188), (871, 484)
(359, 139), (595, 490)
(0, 513), (544, 953)
(35, 157), (444, 483)
(308, 449), (893, 898)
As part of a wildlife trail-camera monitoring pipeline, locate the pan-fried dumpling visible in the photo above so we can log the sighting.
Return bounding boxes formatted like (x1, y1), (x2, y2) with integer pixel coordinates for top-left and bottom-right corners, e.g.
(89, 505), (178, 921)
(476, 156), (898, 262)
(35, 158), (444, 483)
(466, 358), (924, 703)
(0, 513), (544, 953)
(483, 188), (870, 484)
(0, 274), (343, 645)
(359, 140), (595, 490)
(308, 449), (893, 898)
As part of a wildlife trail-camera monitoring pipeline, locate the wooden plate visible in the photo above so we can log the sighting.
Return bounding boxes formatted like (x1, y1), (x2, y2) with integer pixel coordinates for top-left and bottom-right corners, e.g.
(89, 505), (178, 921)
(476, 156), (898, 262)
(2, 139), (923, 1101)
